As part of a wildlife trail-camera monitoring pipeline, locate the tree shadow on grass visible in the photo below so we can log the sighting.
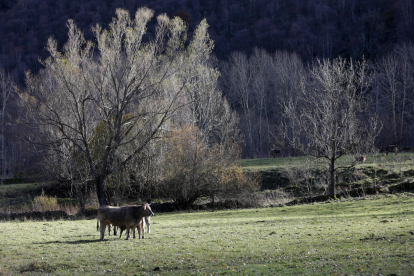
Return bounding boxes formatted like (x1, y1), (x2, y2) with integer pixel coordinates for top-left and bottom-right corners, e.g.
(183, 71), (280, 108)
(34, 239), (103, 245)
(62, 234), (96, 238)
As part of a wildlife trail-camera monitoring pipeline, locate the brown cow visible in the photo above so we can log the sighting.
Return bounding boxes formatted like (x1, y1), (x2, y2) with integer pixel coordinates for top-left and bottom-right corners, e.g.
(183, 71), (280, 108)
(118, 216), (151, 239)
(97, 204), (154, 240)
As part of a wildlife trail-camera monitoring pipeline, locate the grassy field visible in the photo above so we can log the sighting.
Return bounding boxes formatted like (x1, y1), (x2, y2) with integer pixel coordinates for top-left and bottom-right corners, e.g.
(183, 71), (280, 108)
(240, 153), (414, 195)
(1, 194), (413, 275)
(239, 153), (414, 171)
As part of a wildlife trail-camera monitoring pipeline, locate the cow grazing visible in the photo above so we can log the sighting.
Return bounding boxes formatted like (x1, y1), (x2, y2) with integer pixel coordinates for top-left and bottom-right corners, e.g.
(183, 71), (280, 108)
(97, 204), (154, 240)
(118, 216), (151, 239)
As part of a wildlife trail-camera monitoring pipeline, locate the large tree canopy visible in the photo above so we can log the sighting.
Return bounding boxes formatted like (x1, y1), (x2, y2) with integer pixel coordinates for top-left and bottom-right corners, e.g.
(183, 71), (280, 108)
(20, 7), (214, 206)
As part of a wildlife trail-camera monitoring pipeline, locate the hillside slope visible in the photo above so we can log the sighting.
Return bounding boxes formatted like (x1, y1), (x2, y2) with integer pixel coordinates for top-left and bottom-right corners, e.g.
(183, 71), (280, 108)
(1, 0), (413, 81)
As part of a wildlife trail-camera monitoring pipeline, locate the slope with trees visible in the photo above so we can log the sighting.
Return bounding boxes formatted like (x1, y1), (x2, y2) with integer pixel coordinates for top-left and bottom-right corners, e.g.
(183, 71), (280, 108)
(0, 0), (413, 203)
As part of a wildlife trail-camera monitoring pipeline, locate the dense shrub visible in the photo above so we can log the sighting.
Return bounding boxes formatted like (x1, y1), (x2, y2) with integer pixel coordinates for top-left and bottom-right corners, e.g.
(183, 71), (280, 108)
(161, 125), (259, 208)
(32, 189), (58, 212)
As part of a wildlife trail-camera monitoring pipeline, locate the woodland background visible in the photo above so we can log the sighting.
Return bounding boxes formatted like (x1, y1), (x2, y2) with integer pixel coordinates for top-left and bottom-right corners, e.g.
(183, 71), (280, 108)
(1, 0), (414, 181)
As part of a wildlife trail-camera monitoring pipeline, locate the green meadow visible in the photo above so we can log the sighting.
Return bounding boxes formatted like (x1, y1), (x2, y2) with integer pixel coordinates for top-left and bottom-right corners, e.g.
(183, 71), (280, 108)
(1, 194), (414, 275)
(240, 153), (414, 194)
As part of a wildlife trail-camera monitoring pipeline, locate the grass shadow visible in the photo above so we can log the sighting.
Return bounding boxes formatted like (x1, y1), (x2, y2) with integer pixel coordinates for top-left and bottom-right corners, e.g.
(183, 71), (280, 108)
(63, 234), (96, 238)
(34, 239), (102, 245)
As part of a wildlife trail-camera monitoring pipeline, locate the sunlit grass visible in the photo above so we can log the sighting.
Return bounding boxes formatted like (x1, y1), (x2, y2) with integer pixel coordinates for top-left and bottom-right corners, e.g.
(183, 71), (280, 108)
(239, 153), (414, 172)
(1, 194), (413, 275)
(238, 156), (309, 171)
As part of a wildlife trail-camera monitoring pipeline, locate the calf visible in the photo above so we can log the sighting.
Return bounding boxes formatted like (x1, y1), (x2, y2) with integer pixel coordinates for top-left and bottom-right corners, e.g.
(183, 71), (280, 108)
(97, 204), (154, 240)
(119, 216), (151, 239)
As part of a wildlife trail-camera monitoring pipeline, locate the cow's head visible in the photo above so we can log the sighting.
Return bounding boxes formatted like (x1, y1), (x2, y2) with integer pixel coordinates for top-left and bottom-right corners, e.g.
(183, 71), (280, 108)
(144, 203), (154, 217)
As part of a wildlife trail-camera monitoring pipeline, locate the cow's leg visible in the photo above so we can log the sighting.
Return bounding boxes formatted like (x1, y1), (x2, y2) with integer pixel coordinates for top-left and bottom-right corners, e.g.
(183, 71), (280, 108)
(113, 226), (118, 236)
(145, 216), (151, 234)
(132, 226), (136, 239)
(138, 224), (142, 239)
(125, 223), (131, 240)
(119, 226), (125, 238)
(100, 221), (106, 240)
(108, 224), (111, 236)
(137, 221), (143, 239)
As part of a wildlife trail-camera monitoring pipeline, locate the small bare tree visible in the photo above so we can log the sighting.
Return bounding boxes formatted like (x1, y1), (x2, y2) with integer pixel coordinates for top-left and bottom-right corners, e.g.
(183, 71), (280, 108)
(0, 67), (14, 182)
(20, 7), (214, 206)
(283, 57), (380, 196)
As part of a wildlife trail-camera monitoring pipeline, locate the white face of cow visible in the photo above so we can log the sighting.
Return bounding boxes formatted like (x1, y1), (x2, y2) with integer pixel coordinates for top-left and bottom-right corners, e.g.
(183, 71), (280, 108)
(144, 204), (154, 217)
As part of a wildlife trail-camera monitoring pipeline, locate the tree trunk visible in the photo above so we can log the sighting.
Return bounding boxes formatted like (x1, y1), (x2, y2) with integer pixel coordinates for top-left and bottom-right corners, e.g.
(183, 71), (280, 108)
(0, 133), (4, 184)
(96, 176), (109, 206)
(77, 182), (87, 212)
(328, 158), (335, 196)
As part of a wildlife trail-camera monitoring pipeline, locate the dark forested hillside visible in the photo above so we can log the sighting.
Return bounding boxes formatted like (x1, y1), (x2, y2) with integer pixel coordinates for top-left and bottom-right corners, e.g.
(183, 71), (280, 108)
(1, 0), (414, 82)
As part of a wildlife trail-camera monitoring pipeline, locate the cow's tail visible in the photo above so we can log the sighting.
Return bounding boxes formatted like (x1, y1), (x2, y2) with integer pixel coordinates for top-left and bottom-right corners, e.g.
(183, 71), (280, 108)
(97, 219), (99, 232)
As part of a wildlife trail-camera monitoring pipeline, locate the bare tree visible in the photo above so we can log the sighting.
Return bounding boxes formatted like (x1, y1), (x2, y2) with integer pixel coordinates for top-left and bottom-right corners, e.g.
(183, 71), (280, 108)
(395, 44), (414, 144)
(178, 54), (241, 154)
(20, 8), (214, 206)
(283, 57), (380, 196)
(222, 49), (305, 158)
(0, 67), (14, 182)
(374, 44), (414, 148)
(375, 54), (402, 144)
(270, 50), (305, 156)
(225, 51), (255, 157)
(250, 48), (272, 157)
(222, 49), (276, 158)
